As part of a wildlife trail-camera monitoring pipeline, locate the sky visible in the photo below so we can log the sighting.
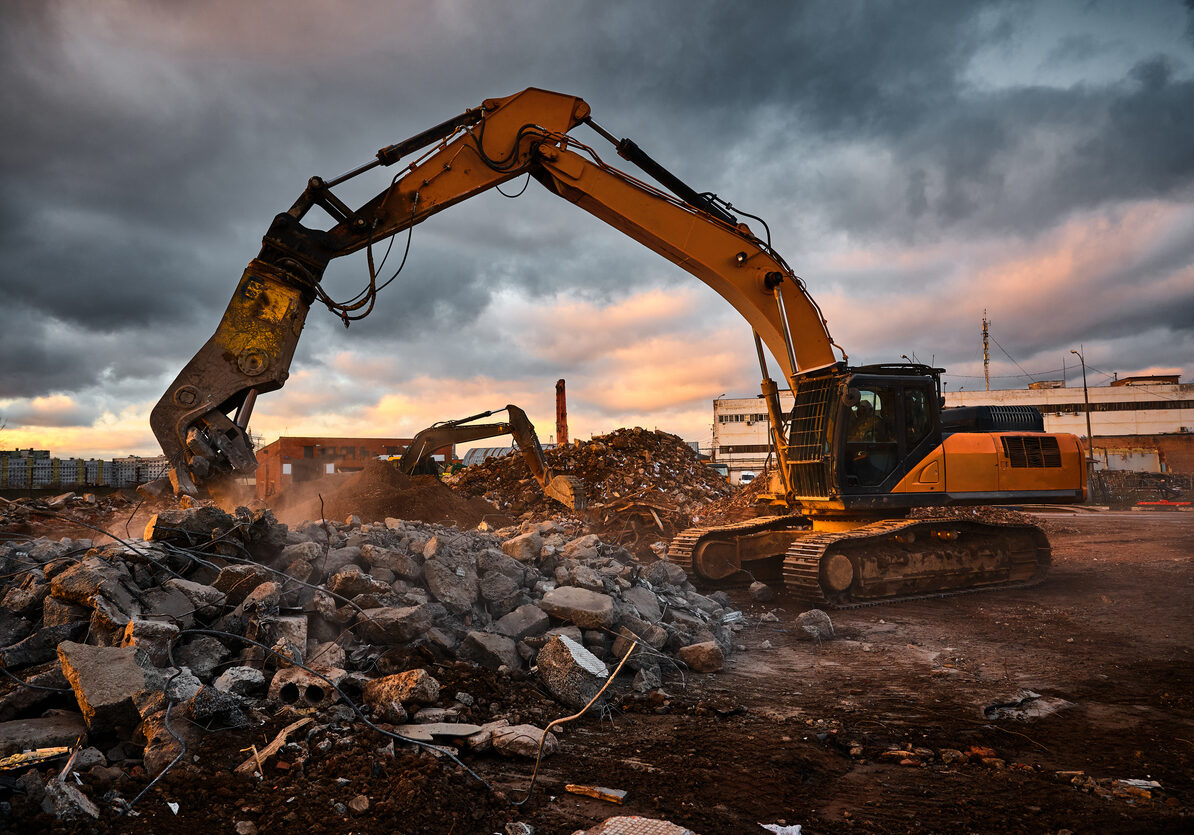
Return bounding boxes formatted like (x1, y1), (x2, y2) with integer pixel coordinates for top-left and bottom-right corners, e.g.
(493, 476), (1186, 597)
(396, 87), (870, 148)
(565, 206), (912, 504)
(1, 0), (1193, 459)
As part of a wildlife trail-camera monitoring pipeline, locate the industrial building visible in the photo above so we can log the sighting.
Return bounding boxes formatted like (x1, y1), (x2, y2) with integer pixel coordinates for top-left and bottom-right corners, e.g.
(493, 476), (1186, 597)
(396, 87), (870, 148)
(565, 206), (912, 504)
(0, 449), (169, 489)
(712, 375), (1194, 483)
(254, 436), (453, 499)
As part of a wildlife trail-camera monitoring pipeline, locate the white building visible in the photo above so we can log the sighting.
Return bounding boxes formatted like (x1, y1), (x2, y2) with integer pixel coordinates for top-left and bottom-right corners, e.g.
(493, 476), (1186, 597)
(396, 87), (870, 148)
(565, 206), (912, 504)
(712, 375), (1193, 479)
(944, 376), (1193, 437)
(713, 391), (794, 484)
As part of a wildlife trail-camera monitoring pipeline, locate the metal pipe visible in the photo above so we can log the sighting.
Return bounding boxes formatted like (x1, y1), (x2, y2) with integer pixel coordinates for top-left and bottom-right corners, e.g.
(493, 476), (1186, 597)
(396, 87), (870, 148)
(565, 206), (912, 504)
(772, 284), (800, 379)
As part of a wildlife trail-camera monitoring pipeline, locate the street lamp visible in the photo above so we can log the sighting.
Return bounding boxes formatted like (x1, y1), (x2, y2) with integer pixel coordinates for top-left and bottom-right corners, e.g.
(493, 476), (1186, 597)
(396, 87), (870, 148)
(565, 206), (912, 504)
(1070, 348), (1093, 458)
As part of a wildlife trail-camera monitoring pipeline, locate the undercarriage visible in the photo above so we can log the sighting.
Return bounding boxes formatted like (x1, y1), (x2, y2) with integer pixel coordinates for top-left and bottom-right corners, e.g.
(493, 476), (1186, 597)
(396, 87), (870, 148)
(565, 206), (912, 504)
(669, 516), (1050, 607)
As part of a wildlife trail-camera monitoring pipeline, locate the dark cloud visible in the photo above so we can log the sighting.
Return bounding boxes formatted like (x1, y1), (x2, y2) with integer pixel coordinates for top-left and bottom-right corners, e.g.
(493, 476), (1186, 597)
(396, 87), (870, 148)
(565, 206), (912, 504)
(1, 0), (1190, 448)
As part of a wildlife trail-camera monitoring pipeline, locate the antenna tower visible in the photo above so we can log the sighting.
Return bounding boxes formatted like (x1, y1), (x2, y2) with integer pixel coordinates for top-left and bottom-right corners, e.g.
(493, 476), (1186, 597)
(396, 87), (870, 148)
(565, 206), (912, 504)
(982, 310), (990, 391)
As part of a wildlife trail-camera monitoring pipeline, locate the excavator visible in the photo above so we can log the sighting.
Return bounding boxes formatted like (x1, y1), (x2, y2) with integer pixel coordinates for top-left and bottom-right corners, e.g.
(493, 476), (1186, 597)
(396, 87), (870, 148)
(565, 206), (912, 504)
(394, 404), (584, 512)
(149, 87), (1086, 606)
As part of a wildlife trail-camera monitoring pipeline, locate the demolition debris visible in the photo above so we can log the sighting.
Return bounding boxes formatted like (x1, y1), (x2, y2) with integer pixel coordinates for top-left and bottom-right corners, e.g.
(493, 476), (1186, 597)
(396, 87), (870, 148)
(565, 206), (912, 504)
(0, 493), (814, 831)
(449, 427), (734, 555)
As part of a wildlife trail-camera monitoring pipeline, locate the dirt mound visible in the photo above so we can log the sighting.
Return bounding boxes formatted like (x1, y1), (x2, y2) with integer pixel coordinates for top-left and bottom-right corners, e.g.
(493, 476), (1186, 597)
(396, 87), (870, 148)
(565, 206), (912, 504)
(448, 427), (733, 556)
(268, 459), (502, 528)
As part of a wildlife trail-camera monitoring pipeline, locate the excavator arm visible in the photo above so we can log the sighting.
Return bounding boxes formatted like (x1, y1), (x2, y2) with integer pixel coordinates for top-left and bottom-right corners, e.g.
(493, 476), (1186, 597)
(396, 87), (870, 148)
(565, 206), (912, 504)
(150, 87), (842, 495)
(395, 405), (585, 512)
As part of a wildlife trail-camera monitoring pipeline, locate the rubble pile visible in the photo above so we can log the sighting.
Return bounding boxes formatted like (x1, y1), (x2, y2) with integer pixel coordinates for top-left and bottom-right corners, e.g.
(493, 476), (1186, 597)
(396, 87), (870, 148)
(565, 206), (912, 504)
(0, 503), (750, 823)
(448, 427), (734, 554)
(0, 491), (138, 537)
(694, 467), (774, 526)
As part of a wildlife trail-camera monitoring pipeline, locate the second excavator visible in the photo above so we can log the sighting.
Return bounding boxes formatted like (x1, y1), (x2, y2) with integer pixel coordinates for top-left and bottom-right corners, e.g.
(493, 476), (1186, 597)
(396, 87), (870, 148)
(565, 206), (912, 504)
(395, 404), (584, 512)
(149, 87), (1086, 606)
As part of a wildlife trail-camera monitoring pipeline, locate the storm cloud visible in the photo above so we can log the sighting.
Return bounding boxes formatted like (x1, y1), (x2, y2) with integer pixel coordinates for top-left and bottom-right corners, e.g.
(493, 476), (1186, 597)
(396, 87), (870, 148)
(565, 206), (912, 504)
(1, 0), (1191, 456)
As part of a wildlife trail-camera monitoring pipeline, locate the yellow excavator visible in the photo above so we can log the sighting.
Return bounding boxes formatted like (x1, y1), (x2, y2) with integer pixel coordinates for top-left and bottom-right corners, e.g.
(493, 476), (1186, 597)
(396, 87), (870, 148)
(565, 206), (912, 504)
(395, 404), (584, 512)
(149, 87), (1086, 606)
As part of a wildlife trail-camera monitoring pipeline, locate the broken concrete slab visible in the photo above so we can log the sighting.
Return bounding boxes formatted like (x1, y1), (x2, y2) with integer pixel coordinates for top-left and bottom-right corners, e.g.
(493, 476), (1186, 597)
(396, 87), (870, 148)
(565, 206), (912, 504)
(464, 719), (510, 752)
(42, 778), (100, 822)
(0, 609), (33, 648)
(491, 724), (557, 758)
(678, 641), (724, 673)
(501, 530), (542, 563)
(0, 662), (69, 722)
(620, 585), (663, 622)
(0, 621), (87, 669)
(57, 641), (151, 733)
(39, 597), (87, 630)
(355, 604), (434, 644)
(749, 580), (776, 602)
(363, 668), (441, 723)
(361, 543), (424, 583)
(211, 564), (273, 606)
(539, 586), (615, 629)
(480, 570), (521, 604)
(139, 703), (202, 778)
(143, 506), (237, 544)
(174, 635), (231, 680)
(214, 666), (266, 697)
(796, 609), (834, 641)
(0, 714), (88, 757)
(327, 565), (392, 599)
(50, 556), (140, 616)
(422, 555), (480, 614)
(641, 560), (687, 587)
(141, 584), (195, 628)
(163, 578), (226, 618)
(494, 604), (550, 641)
(120, 619), (180, 667)
(390, 722), (483, 743)
(536, 634), (609, 709)
(461, 631), (520, 671)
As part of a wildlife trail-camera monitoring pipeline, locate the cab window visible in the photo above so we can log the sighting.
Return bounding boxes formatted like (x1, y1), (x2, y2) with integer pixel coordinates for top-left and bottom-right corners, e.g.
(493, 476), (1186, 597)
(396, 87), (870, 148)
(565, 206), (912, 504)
(904, 388), (931, 446)
(846, 388), (898, 486)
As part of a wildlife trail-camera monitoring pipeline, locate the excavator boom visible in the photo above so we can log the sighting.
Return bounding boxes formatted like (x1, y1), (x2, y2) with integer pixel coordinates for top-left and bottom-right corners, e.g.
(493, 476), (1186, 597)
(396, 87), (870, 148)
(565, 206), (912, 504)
(149, 87), (839, 495)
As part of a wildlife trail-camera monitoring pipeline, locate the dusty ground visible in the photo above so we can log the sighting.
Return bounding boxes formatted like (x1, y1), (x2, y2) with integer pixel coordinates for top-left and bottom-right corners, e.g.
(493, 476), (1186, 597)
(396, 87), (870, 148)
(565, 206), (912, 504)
(479, 509), (1194, 834)
(8, 509), (1192, 834)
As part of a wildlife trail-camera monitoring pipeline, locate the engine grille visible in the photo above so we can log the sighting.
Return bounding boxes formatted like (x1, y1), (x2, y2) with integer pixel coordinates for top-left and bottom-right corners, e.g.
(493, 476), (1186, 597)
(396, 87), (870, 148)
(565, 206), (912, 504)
(1001, 435), (1062, 468)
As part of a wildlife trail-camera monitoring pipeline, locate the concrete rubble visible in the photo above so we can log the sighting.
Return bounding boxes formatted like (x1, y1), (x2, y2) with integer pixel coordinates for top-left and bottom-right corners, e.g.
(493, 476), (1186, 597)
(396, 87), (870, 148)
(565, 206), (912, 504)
(448, 427), (734, 557)
(0, 497), (790, 826)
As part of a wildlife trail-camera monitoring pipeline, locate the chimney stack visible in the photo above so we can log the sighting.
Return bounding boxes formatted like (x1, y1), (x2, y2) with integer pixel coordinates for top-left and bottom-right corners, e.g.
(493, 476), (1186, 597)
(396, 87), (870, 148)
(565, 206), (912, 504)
(555, 379), (568, 446)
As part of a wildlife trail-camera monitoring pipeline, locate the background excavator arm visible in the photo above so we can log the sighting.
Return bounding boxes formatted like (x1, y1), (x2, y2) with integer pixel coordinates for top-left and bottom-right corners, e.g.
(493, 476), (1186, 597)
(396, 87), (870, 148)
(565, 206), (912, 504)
(150, 87), (842, 495)
(395, 405), (585, 512)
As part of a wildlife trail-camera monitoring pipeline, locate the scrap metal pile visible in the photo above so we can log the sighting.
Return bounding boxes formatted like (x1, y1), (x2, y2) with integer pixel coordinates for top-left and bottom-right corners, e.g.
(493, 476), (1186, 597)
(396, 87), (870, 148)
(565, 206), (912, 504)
(0, 501), (762, 827)
(448, 427), (734, 555)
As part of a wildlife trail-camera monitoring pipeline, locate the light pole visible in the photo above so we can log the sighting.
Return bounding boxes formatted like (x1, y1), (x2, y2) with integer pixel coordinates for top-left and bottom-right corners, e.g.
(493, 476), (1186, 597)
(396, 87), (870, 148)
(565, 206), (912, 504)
(1069, 348), (1093, 458)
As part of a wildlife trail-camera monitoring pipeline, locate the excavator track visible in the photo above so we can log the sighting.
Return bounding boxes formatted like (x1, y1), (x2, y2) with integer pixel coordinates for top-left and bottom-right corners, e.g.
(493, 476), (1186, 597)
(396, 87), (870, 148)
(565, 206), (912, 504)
(781, 518), (1051, 608)
(669, 515), (808, 585)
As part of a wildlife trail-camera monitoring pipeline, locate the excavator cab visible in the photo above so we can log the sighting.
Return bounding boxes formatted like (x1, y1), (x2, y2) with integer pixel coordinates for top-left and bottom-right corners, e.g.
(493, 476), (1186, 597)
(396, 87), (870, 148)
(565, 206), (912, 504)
(784, 364), (942, 510)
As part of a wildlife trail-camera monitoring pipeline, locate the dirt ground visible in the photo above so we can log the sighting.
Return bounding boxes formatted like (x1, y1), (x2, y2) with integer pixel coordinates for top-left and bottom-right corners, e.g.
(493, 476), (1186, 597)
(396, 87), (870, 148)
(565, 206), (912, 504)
(8, 509), (1192, 834)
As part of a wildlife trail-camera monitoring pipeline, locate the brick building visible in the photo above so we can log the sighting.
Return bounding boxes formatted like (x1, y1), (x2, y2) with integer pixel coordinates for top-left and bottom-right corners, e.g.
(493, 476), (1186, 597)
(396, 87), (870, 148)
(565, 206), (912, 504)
(255, 436), (453, 499)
